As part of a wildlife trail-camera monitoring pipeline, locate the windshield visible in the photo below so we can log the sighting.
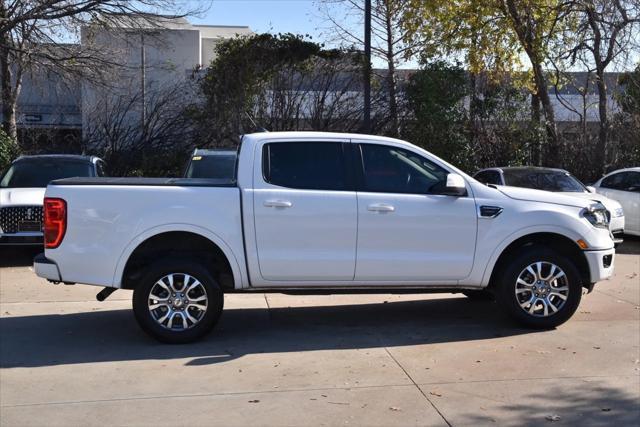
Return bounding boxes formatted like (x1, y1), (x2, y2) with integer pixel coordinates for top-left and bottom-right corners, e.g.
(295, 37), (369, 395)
(185, 154), (237, 179)
(503, 169), (587, 193)
(0, 160), (94, 188)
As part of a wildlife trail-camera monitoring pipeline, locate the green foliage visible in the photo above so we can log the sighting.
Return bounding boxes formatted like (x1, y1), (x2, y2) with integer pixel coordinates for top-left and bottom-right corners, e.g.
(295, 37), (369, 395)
(468, 78), (536, 169)
(609, 65), (640, 173)
(197, 33), (335, 145)
(405, 59), (539, 172)
(0, 128), (19, 172)
(617, 65), (640, 116)
(405, 60), (471, 169)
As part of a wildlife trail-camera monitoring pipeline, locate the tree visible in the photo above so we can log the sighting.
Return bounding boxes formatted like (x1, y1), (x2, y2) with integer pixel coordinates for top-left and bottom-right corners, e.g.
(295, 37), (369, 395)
(254, 53), (368, 134)
(0, 0), (199, 141)
(405, 61), (470, 168)
(84, 79), (198, 176)
(609, 65), (640, 171)
(318, 0), (418, 137)
(196, 33), (381, 146)
(562, 0), (640, 174)
(402, 0), (573, 163)
(405, 60), (532, 171)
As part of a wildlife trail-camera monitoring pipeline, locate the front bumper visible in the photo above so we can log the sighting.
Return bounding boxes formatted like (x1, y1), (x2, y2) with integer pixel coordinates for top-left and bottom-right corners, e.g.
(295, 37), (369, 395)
(584, 247), (615, 283)
(33, 253), (61, 282)
(610, 215), (625, 244)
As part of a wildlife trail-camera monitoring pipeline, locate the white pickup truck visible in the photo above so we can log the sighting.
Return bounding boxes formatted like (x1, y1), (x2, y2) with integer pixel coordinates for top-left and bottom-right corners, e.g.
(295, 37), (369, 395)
(34, 132), (615, 343)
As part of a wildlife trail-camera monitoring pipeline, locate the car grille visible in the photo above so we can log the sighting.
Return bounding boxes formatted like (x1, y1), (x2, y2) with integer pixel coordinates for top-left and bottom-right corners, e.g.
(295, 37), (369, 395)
(0, 206), (43, 234)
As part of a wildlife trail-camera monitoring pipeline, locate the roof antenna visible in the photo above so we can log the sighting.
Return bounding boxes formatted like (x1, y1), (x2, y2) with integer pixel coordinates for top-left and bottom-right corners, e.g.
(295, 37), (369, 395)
(244, 111), (269, 133)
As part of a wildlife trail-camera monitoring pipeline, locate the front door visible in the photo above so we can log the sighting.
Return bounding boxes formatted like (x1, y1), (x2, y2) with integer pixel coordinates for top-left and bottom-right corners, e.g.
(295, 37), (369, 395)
(252, 140), (357, 282)
(354, 143), (477, 282)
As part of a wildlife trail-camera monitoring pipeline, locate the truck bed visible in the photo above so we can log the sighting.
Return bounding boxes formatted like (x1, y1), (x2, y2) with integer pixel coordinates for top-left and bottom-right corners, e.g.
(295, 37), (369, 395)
(42, 181), (245, 288)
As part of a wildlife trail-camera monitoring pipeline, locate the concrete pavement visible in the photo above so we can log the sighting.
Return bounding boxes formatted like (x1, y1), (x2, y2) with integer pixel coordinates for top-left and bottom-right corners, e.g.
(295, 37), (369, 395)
(0, 241), (639, 426)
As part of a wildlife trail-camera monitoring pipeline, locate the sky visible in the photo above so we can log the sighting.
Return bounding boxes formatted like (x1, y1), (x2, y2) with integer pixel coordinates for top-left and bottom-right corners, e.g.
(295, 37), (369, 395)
(185, 0), (636, 72)
(188, 0), (415, 68)
(191, 0), (324, 41)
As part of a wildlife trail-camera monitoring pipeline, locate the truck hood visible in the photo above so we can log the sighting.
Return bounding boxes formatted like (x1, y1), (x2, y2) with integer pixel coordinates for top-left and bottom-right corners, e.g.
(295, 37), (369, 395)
(0, 187), (46, 206)
(497, 186), (592, 208)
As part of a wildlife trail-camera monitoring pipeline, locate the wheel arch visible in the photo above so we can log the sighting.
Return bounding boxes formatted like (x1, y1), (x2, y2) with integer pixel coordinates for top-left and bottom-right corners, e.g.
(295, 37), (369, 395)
(114, 225), (244, 291)
(484, 232), (591, 290)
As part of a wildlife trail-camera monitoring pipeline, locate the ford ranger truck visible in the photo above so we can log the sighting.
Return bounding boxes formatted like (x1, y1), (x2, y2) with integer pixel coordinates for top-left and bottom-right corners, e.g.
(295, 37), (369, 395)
(34, 132), (615, 343)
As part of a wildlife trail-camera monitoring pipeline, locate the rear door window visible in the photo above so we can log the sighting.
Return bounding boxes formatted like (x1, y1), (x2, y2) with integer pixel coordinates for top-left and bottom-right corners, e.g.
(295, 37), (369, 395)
(262, 141), (348, 191)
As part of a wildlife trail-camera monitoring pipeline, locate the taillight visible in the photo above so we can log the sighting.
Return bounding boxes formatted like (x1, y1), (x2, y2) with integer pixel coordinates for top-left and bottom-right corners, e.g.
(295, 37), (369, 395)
(44, 198), (66, 249)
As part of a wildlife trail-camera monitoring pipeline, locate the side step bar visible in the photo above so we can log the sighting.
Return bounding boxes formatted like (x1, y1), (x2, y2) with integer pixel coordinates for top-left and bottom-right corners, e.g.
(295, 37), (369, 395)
(96, 287), (117, 302)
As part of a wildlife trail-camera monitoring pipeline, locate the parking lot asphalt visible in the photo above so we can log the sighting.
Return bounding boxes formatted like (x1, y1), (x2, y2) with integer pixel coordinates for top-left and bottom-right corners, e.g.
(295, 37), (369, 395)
(1, 240), (639, 426)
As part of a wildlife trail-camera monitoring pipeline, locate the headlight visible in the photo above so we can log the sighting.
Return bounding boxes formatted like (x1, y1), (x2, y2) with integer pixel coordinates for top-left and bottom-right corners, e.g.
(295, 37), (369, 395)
(581, 203), (610, 229)
(613, 207), (624, 218)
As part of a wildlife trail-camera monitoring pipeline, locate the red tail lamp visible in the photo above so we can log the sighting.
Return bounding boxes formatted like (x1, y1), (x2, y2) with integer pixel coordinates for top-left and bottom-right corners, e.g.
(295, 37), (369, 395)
(44, 198), (66, 249)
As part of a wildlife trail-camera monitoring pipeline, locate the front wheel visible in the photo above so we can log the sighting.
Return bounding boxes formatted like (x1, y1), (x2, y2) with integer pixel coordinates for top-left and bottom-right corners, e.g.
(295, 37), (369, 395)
(496, 246), (582, 329)
(133, 259), (224, 343)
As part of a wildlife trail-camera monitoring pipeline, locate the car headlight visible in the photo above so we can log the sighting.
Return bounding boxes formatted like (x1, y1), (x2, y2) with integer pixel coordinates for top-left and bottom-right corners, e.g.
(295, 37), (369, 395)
(613, 207), (624, 218)
(581, 203), (610, 229)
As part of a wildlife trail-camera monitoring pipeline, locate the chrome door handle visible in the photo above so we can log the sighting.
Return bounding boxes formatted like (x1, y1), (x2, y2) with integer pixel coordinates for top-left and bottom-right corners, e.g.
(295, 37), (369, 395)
(264, 199), (293, 208)
(367, 203), (395, 212)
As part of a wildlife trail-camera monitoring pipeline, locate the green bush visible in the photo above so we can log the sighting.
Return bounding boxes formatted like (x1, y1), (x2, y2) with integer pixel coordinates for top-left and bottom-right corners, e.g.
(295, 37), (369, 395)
(0, 128), (18, 172)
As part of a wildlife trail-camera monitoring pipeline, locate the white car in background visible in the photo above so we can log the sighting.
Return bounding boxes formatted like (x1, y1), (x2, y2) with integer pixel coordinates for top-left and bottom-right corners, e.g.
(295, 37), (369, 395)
(0, 155), (107, 245)
(473, 167), (626, 243)
(592, 167), (640, 236)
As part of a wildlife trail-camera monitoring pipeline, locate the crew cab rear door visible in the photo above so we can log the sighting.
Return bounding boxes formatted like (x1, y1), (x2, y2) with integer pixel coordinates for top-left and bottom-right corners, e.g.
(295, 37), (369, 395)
(251, 138), (357, 283)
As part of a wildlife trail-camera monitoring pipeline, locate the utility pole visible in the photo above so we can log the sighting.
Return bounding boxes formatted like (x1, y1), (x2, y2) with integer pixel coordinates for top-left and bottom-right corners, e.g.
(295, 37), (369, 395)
(363, 0), (371, 133)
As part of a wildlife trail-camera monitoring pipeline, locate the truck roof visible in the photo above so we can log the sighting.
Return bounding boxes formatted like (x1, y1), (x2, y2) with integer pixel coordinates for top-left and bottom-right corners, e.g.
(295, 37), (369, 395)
(244, 131), (409, 146)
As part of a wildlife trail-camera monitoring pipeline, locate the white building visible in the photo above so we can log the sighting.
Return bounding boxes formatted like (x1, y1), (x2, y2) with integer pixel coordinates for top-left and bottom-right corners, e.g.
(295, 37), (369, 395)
(7, 18), (252, 151)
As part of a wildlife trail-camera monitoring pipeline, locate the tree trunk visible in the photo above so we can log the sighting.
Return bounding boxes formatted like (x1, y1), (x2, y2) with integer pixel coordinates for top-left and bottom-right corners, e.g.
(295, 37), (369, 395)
(469, 72), (480, 164)
(0, 44), (18, 140)
(594, 70), (608, 176)
(531, 63), (558, 166)
(384, 4), (399, 138)
(530, 92), (541, 166)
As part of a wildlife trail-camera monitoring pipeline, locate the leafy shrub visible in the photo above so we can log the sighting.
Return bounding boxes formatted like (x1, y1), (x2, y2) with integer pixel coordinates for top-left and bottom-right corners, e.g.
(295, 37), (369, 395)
(0, 128), (18, 172)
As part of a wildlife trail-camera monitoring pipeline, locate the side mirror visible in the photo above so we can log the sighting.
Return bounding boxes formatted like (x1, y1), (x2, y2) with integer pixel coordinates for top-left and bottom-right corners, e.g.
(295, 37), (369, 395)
(586, 186), (596, 193)
(443, 173), (467, 196)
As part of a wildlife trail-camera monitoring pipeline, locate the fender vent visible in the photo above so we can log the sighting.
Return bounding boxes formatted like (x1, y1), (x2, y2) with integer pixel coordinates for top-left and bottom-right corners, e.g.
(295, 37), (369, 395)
(479, 206), (503, 218)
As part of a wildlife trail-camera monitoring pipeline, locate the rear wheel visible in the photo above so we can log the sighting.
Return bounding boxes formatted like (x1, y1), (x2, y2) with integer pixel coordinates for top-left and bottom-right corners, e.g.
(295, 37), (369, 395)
(132, 259), (223, 343)
(496, 246), (582, 329)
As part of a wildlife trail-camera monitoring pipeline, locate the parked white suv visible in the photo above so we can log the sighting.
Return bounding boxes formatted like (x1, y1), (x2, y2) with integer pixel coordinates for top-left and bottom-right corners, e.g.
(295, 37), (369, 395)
(34, 132), (615, 343)
(592, 167), (640, 236)
(0, 155), (106, 245)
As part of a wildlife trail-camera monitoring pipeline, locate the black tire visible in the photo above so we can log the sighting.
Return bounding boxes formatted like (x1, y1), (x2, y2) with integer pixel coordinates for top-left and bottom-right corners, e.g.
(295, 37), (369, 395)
(496, 245), (582, 329)
(462, 290), (495, 301)
(133, 259), (224, 343)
